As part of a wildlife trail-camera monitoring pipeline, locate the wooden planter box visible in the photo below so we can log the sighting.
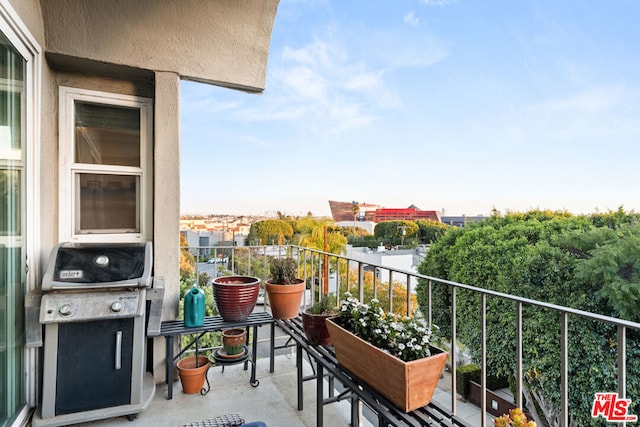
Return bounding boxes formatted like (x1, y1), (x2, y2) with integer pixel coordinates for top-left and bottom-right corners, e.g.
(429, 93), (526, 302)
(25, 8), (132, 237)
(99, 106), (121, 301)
(325, 318), (447, 412)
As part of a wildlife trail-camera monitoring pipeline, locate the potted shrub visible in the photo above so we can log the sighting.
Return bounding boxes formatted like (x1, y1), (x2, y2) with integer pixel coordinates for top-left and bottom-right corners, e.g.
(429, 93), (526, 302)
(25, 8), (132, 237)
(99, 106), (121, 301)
(493, 408), (537, 427)
(325, 293), (447, 412)
(301, 293), (338, 346)
(221, 328), (247, 357)
(265, 257), (305, 319)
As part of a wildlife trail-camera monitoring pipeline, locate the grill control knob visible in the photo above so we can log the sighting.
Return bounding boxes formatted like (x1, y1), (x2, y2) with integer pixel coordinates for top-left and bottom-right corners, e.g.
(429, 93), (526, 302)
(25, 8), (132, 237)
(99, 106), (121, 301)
(110, 301), (124, 313)
(59, 304), (73, 317)
(95, 255), (109, 268)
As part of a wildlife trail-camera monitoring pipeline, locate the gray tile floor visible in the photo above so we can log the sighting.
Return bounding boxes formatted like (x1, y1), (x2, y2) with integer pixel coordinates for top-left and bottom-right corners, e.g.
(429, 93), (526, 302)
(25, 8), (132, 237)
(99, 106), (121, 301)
(76, 350), (494, 427)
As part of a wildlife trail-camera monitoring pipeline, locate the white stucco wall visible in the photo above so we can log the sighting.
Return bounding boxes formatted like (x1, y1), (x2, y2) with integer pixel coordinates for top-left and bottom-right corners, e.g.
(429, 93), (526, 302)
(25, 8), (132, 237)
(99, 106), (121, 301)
(9, 0), (279, 385)
(39, 0), (279, 92)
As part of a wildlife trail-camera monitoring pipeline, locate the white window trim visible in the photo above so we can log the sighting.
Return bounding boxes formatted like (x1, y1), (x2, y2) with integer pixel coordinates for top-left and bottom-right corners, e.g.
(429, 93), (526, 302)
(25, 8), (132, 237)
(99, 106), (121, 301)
(58, 86), (153, 243)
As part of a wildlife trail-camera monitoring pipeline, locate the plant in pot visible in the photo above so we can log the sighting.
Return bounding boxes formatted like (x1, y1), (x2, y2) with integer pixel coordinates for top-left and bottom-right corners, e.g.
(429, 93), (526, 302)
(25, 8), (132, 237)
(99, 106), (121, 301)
(301, 293), (338, 346)
(221, 328), (247, 358)
(325, 293), (447, 412)
(265, 257), (305, 319)
(494, 408), (537, 427)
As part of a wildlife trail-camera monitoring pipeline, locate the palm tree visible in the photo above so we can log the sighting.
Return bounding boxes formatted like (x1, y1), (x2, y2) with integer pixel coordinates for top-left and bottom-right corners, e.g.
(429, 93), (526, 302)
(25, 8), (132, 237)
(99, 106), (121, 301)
(351, 201), (360, 234)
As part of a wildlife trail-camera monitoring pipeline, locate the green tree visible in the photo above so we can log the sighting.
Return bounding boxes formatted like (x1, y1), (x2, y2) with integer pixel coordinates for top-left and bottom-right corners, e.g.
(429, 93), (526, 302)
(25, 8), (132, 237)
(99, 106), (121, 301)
(351, 201), (360, 233)
(415, 219), (450, 244)
(248, 219), (294, 245)
(415, 210), (640, 426)
(373, 220), (418, 246)
(293, 216), (347, 254)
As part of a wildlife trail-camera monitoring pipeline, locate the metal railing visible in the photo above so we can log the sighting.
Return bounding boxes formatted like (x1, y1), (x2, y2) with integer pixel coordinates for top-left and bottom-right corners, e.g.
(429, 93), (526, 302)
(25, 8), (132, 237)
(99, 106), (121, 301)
(183, 243), (640, 427)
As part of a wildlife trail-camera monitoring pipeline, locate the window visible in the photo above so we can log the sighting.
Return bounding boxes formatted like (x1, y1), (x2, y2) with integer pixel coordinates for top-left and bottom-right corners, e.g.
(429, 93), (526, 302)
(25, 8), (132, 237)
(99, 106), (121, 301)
(59, 87), (152, 242)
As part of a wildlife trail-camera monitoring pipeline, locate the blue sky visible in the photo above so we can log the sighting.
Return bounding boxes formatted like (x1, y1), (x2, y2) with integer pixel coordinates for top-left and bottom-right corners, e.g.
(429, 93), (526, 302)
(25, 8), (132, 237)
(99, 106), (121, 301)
(181, 0), (640, 218)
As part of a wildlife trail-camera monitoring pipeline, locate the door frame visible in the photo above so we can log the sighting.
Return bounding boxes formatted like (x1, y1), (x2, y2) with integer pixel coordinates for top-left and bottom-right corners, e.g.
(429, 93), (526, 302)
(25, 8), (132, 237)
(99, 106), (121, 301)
(0, 0), (42, 422)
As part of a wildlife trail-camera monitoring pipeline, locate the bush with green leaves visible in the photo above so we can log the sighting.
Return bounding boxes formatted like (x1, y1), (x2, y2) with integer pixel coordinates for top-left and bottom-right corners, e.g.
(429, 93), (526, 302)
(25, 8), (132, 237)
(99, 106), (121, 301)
(416, 209), (640, 426)
(248, 219), (293, 245)
(307, 293), (338, 315)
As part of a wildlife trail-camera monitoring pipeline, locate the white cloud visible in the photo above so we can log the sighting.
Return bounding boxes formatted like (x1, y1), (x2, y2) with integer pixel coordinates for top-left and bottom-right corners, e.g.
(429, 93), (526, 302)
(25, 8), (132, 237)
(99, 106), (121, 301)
(344, 71), (383, 92)
(404, 11), (419, 27)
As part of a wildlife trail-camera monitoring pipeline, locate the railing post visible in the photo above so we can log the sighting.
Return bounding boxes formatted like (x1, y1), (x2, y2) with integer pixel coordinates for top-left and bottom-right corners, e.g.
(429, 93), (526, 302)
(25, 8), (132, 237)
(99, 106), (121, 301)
(405, 274), (411, 317)
(427, 280), (432, 330)
(560, 311), (568, 427)
(618, 325), (627, 406)
(388, 270), (393, 312)
(358, 262), (364, 302)
(516, 301), (523, 409)
(481, 293), (487, 427)
(450, 285), (457, 416)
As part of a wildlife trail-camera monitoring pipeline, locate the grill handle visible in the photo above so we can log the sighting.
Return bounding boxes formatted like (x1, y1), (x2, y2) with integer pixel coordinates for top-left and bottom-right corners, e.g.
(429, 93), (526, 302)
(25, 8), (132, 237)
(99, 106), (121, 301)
(115, 330), (122, 370)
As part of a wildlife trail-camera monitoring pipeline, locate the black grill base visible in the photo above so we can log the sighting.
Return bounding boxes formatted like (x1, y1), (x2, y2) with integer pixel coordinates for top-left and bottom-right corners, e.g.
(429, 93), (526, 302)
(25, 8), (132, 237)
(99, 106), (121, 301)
(55, 319), (134, 415)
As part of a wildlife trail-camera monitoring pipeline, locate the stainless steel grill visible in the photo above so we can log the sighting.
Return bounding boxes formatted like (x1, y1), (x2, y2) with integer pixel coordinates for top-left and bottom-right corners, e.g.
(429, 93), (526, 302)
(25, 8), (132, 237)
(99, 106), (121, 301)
(32, 242), (157, 427)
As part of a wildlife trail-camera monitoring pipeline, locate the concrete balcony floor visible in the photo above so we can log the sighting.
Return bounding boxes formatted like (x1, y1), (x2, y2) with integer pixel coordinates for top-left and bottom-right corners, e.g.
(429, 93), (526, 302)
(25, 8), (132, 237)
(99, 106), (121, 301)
(78, 351), (494, 427)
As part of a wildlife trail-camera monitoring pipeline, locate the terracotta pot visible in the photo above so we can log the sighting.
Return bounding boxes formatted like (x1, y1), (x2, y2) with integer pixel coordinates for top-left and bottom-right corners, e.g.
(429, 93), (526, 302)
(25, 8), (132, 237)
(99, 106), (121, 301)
(265, 279), (305, 319)
(176, 355), (211, 394)
(301, 311), (335, 346)
(325, 318), (447, 412)
(222, 328), (247, 355)
(212, 275), (261, 322)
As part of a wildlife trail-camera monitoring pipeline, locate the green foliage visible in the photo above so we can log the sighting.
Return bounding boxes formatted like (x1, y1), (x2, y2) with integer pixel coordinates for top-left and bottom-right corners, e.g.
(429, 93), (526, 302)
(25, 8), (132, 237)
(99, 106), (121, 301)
(415, 209), (640, 426)
(217, 248), (268, 279)
(248, 219), (294, 245)
(589, 206), (640, 229)
(568, 224), (640, 322)
(268, 257), (298, 284)
(179, 277), (221, 350)
(415, 219), (450, 244)
(348, 234), (379, 248)
(307, 293), (338, 315)
(293, 216), (347, 254)
(373, 220), (419, 246)
(456, 364), (480, 398)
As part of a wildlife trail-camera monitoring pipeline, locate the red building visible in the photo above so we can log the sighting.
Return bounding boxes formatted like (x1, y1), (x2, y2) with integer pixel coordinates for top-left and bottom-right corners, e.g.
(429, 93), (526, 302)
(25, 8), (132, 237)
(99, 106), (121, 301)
(329, 200), (441, 223)
(371, 207), (440, 222)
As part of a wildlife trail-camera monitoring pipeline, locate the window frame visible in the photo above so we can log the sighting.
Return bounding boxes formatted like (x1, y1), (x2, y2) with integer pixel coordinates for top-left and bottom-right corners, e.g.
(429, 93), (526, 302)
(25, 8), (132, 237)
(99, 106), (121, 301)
(59, 86), (153, 243)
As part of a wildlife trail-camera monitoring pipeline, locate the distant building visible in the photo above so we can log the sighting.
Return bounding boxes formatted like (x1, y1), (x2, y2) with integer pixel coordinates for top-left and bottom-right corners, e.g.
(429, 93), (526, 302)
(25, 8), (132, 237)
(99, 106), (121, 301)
(328, 200), (380, 222)
(372, 207), (440, 222)
(329, 200), (441, 223)
(441, 215), (486, 227)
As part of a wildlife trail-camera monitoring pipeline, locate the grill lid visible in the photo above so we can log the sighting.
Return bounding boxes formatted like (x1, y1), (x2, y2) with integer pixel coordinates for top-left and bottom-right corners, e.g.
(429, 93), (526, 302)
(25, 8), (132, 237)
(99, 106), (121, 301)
(42, 241), (152, 290)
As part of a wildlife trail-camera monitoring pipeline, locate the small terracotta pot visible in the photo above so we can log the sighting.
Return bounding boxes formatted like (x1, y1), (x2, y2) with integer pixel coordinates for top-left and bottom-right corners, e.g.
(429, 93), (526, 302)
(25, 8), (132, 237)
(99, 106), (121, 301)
(222, 328), (247, 355)
(176, 355), (210, 394)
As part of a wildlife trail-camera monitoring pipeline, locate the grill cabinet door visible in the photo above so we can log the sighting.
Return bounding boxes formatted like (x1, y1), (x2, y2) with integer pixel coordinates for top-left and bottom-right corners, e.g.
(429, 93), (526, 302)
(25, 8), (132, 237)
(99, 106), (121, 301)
(55, 318), (134, 415)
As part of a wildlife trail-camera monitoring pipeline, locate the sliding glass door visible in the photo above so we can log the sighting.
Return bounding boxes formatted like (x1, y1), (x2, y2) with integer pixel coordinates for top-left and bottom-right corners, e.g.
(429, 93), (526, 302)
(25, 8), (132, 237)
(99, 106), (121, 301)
(0, 31), (26, 426)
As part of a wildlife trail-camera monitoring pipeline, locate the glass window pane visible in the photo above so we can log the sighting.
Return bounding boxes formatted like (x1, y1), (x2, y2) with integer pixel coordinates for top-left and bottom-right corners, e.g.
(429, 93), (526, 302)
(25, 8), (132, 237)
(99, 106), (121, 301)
(0, 91), (22, 158)
(0, 30), (25, 425)
(74, 102), (140, 167)
(77, 173), (139, 233)
(0, 170), (20, 236)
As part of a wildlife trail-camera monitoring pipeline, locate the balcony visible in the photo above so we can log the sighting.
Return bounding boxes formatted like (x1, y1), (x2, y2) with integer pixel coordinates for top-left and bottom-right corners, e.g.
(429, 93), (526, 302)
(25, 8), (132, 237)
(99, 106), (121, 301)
(89, 244), (640, 426)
